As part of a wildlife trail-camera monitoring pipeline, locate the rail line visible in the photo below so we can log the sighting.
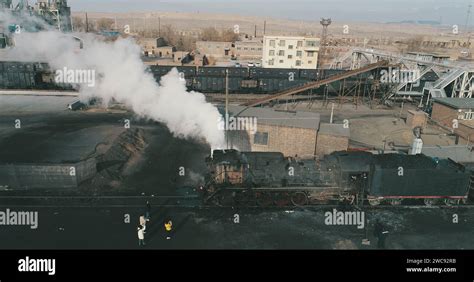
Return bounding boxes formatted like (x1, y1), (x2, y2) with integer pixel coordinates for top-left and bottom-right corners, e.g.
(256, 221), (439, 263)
(0, 195), (472, 209)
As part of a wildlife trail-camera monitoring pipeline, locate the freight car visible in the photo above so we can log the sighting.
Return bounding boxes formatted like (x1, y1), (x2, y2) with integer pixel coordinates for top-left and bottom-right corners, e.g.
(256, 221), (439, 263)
(0, 61), (355, 94)
(201, 150), (472, 207)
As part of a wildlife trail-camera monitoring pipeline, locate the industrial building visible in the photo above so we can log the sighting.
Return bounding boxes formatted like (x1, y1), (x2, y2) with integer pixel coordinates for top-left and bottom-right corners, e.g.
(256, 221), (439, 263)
(315, 123), (350, 157)
(0, 0), (72, 32)
(234, 38), (263, 59)
(224, 106), (350, 158)
(225, 105), (320, 157)
(196, 41), (234, 58)
(262, 35), (320, 69)
(431, 98), (474, 140)
(138, 37), (176, 58)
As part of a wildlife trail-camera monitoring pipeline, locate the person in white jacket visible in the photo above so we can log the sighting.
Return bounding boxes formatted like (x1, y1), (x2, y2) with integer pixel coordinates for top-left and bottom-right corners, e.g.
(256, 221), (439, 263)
(137, 225), (145, 246)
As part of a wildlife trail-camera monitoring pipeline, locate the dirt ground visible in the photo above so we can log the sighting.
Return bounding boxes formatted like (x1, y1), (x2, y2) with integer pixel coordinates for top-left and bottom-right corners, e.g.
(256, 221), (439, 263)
(0, 205), (473, 250)
(0, 95), (472, 250)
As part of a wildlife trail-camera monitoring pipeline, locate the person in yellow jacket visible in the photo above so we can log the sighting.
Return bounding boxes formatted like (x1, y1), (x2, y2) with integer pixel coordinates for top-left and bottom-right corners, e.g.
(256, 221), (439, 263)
(164, 220), (172, 240)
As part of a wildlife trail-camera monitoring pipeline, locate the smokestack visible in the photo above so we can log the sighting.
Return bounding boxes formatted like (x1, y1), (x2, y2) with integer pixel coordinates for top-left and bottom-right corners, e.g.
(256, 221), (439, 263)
(254, 25), (257, 37)
(263, 20), (266, 35)
(410, 138), (423, 155)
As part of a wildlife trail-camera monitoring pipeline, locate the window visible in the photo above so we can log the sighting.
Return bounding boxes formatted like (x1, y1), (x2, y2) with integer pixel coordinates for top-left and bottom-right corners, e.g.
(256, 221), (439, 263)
(307, 51), (315, 57)
(306, 40), (318, 47)
(278, 50), (285, 56)
(244, 47), (248, 50)
(297, 41), (303, 47)
(251, 48), (255, 50)
(279, 60), (284, 63)
(269, 40), (276, 47)
(279, 40), (286, 47)
(296, 51), (303, 57)
(268, 59), (274, 65)
(237, 47), (241, 50)
(254, 132), (269, 145)
(308, 60), (313, 64)
(463, 110), (474, 120)
(296, 60), (302, 66)
(269, 50), (275, 56)
(288, 45), (293, 49)
(258, 48), (262, 51)
(288, 55), (293, 59)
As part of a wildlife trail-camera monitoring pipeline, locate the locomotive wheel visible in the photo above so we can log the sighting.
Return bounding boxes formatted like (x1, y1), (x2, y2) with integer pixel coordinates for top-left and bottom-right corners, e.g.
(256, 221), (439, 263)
(291, 192), (308, 207)
(368, 199), (381, 206)
(423, 198), (437, 207)
(444, 199), (460, 206)
(389, 198), (402, 206)
(274, 192), (291, 207)
(256, 192), (273, 207)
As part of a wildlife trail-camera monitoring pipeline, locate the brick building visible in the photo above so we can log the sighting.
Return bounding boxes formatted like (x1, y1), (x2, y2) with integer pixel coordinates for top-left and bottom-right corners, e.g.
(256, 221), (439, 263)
(225, 106), (320, 157)
(196, 41), (233, 58)
(431, 98), (474, 140)
(315, 123), (350, 157)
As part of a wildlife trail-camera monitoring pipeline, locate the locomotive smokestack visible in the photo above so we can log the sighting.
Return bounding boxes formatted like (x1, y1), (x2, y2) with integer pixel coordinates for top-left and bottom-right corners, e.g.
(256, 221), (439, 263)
(410, 137), (423, 155)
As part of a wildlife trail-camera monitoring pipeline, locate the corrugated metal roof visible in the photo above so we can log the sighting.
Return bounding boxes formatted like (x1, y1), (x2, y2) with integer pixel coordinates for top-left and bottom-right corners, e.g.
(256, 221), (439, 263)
(433, 98), (474, 109)
(225, 105), (320, 130)
(318, 123), (350, 137)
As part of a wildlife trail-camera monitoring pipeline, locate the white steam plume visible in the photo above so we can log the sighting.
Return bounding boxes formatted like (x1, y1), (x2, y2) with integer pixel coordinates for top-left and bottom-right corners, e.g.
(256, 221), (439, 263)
(1, 14), (225, 148)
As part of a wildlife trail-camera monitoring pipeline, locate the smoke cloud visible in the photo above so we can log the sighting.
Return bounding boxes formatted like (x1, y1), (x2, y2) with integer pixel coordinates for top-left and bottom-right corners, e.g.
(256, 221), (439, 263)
(1, 11), (225, 148)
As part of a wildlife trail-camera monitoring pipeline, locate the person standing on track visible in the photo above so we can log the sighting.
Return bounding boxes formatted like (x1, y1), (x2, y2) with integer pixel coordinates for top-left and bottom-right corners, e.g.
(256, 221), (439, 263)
(164, 220), (173, 240)
(137, 224), (146, 246)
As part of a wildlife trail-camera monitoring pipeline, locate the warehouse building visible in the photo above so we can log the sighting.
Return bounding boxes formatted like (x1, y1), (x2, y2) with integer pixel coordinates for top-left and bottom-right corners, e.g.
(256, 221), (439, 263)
(431, 98), (474, 140)
(138, 37), (176, 58)
(316, 123), (350, 157)
(234, 39), (263, 59)
(225, 106), (320, 157)
(196, 41), (234, 58)
(262, 35), (320, 69)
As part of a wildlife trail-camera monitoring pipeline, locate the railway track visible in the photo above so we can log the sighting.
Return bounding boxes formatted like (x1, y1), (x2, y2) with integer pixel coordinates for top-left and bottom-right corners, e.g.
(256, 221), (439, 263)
(0, 195), (472, 209)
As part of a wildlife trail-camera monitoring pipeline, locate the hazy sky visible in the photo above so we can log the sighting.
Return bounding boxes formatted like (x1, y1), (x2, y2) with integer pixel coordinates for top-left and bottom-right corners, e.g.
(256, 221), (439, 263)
(65, 0), (471, 25)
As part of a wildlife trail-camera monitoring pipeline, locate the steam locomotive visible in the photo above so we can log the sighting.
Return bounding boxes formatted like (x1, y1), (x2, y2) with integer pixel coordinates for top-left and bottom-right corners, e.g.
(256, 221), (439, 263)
(201, 150), (472, 207)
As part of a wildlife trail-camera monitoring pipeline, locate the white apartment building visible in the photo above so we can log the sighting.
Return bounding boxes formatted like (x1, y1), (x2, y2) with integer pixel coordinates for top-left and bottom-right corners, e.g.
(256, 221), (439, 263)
(262, 36), (320, 69)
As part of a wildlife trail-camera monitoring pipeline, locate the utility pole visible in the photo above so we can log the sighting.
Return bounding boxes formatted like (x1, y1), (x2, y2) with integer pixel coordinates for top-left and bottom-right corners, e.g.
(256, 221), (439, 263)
(330, 102), (334, 123)
(85, 12), (89, 33)
(225, 69), (229, 149)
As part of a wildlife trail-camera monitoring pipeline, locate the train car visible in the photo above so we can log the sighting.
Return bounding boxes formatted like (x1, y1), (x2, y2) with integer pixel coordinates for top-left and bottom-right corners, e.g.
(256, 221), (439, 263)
(366, 154), (471, 206)
(202, 150), (472, 207)
(202, 150), (350, 206)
